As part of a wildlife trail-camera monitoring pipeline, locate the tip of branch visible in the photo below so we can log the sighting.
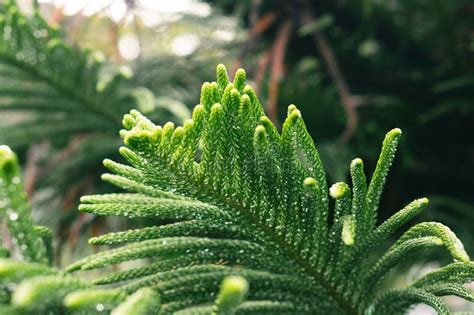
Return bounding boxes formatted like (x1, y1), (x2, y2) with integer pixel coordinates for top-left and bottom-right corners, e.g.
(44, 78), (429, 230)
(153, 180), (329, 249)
(243, 85), (255, 95)
(255, 125), (266, 134)
(254, 126), (267, 145)
(102, 159), (114, 168)
(390, 128), (402, 135)
(193, 104), (205, 117)
(287, 104), (298, 115)
(211, 103), (223, 113)
(241, 94), (251, 105)
(303, 177), (317, 187)
(122, 114), (136, 130)
(286, 107), (302, 125)
(119, 66), (133, 79)
(418, 197), (429, 205)
(216, 63), (227, 72)
(234, 68), (246, 78)
(351, 158), (364, 168)
(92, 51), (105, 63)
(231, 88), (240, 98)
(233, 68), (246, 91)
(183, 119), (194, 130)
(0, 145), (13, 156)
(0, 145), (19, 178)
(221, 275), (249, 294)
(100, 173), (113, 182)
(259, 116), (271, 124)
(124, 129), (153, 149)
(163, 121), (175, 132)
(385, 128), (402, 143)
(329, 182), (349, 199)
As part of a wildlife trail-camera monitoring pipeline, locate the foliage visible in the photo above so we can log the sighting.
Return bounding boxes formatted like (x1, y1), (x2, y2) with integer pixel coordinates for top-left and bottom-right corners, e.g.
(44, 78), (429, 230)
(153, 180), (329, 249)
(0, 0), (196, 259)
(211, 0), (474, 242)
(0, 143), (245, 314)
(0, 146), (50, 264)
(0, 3), (242, 251)
(0, 0), (162, 197)
(1, 64), (462, 314)
(0, 1), (472, 312)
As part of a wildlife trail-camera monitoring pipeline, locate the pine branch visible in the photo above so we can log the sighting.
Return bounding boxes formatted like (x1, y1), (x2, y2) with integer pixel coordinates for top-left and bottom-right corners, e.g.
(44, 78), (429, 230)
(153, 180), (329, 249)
(61, 64), (473, 314)
(0, 140), (261, 314)
(0, 145), (49, 264)
(0, 0), (158, 195)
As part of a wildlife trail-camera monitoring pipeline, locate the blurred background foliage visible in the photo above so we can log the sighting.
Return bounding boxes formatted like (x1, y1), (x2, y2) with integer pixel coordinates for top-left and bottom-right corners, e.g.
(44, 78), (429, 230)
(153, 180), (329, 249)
(0, 0), (472, 288)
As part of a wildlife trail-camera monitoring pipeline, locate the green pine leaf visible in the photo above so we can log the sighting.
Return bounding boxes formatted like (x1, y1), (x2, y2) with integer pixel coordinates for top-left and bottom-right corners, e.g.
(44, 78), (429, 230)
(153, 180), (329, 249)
(66, 64), (473, 314)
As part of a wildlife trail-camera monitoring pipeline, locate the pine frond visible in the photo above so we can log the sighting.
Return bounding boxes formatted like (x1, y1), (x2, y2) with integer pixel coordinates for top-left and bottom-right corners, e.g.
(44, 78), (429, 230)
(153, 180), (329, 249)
(0, 0), (160, 194)
(111, 287), (161, 315)
(412, 262), (474, 288)
(0, 144), (292, 314)
(11, 274), (89, 309)
(367, 288), (450, 315)
(0, 0), (141, 138)
(66, 64), (473, 314)
(0, 258), (56, 281)
(0, 145), (49, 264)
(64, 288), (126, 313)
(0, 148), (105, 312)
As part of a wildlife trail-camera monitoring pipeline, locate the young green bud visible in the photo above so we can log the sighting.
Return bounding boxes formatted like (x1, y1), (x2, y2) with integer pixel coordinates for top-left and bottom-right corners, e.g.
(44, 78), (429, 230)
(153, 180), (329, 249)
(213, 276), (248, 315)
(216, 64), (230, 90)
(233, 68), (246, 91)
(122, 114), (136, 130)
(118, 66), (133, 79)
(287, 104), (299, 116)
(330, 182), (350, 199)
(0, 145), (19, 180)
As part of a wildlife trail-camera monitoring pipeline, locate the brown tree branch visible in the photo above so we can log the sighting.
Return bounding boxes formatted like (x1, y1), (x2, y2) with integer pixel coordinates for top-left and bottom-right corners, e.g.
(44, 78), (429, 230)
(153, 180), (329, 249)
(254, 48), (272, 94)
(299, 4), (358, 142)
(267, 20), (292, 125)
(231, 10), (277, 73)
(23, 143), (46, 196)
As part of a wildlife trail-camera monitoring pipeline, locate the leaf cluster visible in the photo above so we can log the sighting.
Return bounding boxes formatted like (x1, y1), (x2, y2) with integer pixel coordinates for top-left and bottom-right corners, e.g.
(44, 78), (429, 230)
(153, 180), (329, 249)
(0, 0), (160, 195)
(0, 4), (472, 311)
(3, 65), (468, 314)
